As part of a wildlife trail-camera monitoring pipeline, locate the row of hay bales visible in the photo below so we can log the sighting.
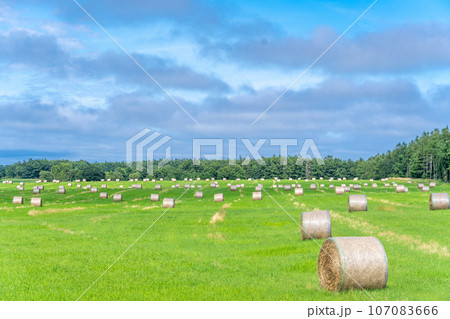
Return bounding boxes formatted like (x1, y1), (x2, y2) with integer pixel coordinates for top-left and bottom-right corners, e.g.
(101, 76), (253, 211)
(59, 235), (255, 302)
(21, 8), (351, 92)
(301, 191), (449, 291)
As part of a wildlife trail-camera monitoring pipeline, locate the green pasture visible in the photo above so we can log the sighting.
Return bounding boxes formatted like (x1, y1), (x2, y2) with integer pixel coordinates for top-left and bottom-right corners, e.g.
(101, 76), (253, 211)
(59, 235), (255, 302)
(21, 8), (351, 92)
(0, 178), (448, 300)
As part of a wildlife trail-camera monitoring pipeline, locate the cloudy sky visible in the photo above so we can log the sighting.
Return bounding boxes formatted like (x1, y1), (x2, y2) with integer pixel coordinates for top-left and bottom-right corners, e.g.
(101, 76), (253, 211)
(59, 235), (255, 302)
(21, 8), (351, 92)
(1, 0), (450, 164)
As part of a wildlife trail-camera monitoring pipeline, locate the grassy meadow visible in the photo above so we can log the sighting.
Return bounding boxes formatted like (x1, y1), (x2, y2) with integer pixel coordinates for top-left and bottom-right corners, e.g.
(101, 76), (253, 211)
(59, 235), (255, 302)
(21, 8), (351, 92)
(0, 178), (449, 301)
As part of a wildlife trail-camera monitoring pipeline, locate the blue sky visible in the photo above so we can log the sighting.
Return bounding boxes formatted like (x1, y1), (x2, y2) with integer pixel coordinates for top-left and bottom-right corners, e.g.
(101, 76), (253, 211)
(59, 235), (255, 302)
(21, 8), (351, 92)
(1, 0), (450, 164)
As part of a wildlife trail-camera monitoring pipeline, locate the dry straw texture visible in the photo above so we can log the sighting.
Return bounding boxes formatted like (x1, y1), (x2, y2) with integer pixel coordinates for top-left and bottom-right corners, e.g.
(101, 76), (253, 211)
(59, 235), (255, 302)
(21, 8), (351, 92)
(252, 192), (262, 201)
(195, 191), (203, 199)
(163, 198), (175, 208)
(335, 186), (345, 195)
(214, 193), (224, 202)
(295, 188), (304, 196)
(31, 198), (42, 207)
(13, 196), (24, 205)
(396, 185), (406, 193)
(100, 192), (108, 199)
(301, 210), (331, 240)
(150, 194), (159, 202)
(429, 193), (450, 210)
(348, 195), (367, 212)
(113, 194), (122, 202)
(317, 237), (388, 291)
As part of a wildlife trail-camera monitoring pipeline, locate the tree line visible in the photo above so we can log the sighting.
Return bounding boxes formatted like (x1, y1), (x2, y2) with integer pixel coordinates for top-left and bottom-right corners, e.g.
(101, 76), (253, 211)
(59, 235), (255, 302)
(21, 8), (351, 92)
(1, 128), (449, 181)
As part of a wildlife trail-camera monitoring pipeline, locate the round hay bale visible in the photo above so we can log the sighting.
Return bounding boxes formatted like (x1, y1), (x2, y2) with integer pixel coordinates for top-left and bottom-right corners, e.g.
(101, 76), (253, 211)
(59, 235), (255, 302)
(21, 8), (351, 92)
(252, 192), (262, 201)
(210, 183), (216, 188)
(353, 184), (361, 190)
(150, 194), (160, 202)
(418, 183), (424, 189)
(17, 186), (24, 191)
(101, 184), (107, 189)
(343, 177), (347, 180)
(305, 179), (309, 182)
(175, 184), (181, 188)
(372, 183), (378, 188)
(195, 191), (203, 199)
(284, 185), (291, 191)
(301, 210), (331, 240)
(260, 178), (264, 181)
(255, 186), (262, 191)
(329, 184), (335, 189)
(113, 194), (122, 202)
(68, 183), (72, 187)
(396, 185), (406, 193)
(119, 185), (124, 189)
(278, 185), (283, 188)
(230, 185), (237, 191)
(214, 193), (224, 202)
(430, 182), (436, 188)
(320, 184), (325, 188)
(363, 183), (368, 186)
(163, 198), (175, 208)
(77, 184), (81, 188)
(100, 192), (108, 199)
(91, 187), (98, 193)
(430, 193), (450, 210)
(58, 188), (66, 194)
(13, 196), (24, 205)
(348, 195), (367, 212)
(184, 184), (190, 189)
(236, 178), (241, 181)
(295, 187), (304, 196)
(335, 187), (345, 195)
(384, 183), (390, 187)
(344, 187), (351, 193)
(86, 185), (92, 189)
(155, 184), (162, 190)
(369, 179), (374, 182)
(317, 237), (388, 291)
(31, 198), (43, 207)
(422, 186), (430, 192)
(407, 180), (412, 184)
(197, 185), (202, 188)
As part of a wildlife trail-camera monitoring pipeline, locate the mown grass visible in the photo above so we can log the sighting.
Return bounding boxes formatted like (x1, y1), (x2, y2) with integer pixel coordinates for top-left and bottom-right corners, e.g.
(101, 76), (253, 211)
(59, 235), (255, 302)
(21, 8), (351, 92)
(0, 178), (448, 300)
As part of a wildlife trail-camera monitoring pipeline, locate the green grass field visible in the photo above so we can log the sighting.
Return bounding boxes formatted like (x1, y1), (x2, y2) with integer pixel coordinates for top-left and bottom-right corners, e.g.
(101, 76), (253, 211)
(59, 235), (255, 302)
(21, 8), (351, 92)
(0, 178), (449, 301)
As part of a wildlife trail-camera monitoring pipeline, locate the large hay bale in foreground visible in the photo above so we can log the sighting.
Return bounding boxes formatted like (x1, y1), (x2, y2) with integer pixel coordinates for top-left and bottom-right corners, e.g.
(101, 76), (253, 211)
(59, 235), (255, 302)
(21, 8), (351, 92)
(301, 210), (331, 240)
(335, 187), (345, 195)
(348, 195), (367, 212)
(195, 191), (203, 199)
(163, 198), (175, 208)
(295, 188), (304, 196)
(100, 192), (108, 199)
(13, 196), (24, 205)
(31, 198), (42, 207)
(317, 237), (388, 291)
(430, 193), (449, 210)
(150, 194), (159, 202)
(113, 194), (122, 202)
(252, 191), (262, 201)
(214, 193), (224, 202)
